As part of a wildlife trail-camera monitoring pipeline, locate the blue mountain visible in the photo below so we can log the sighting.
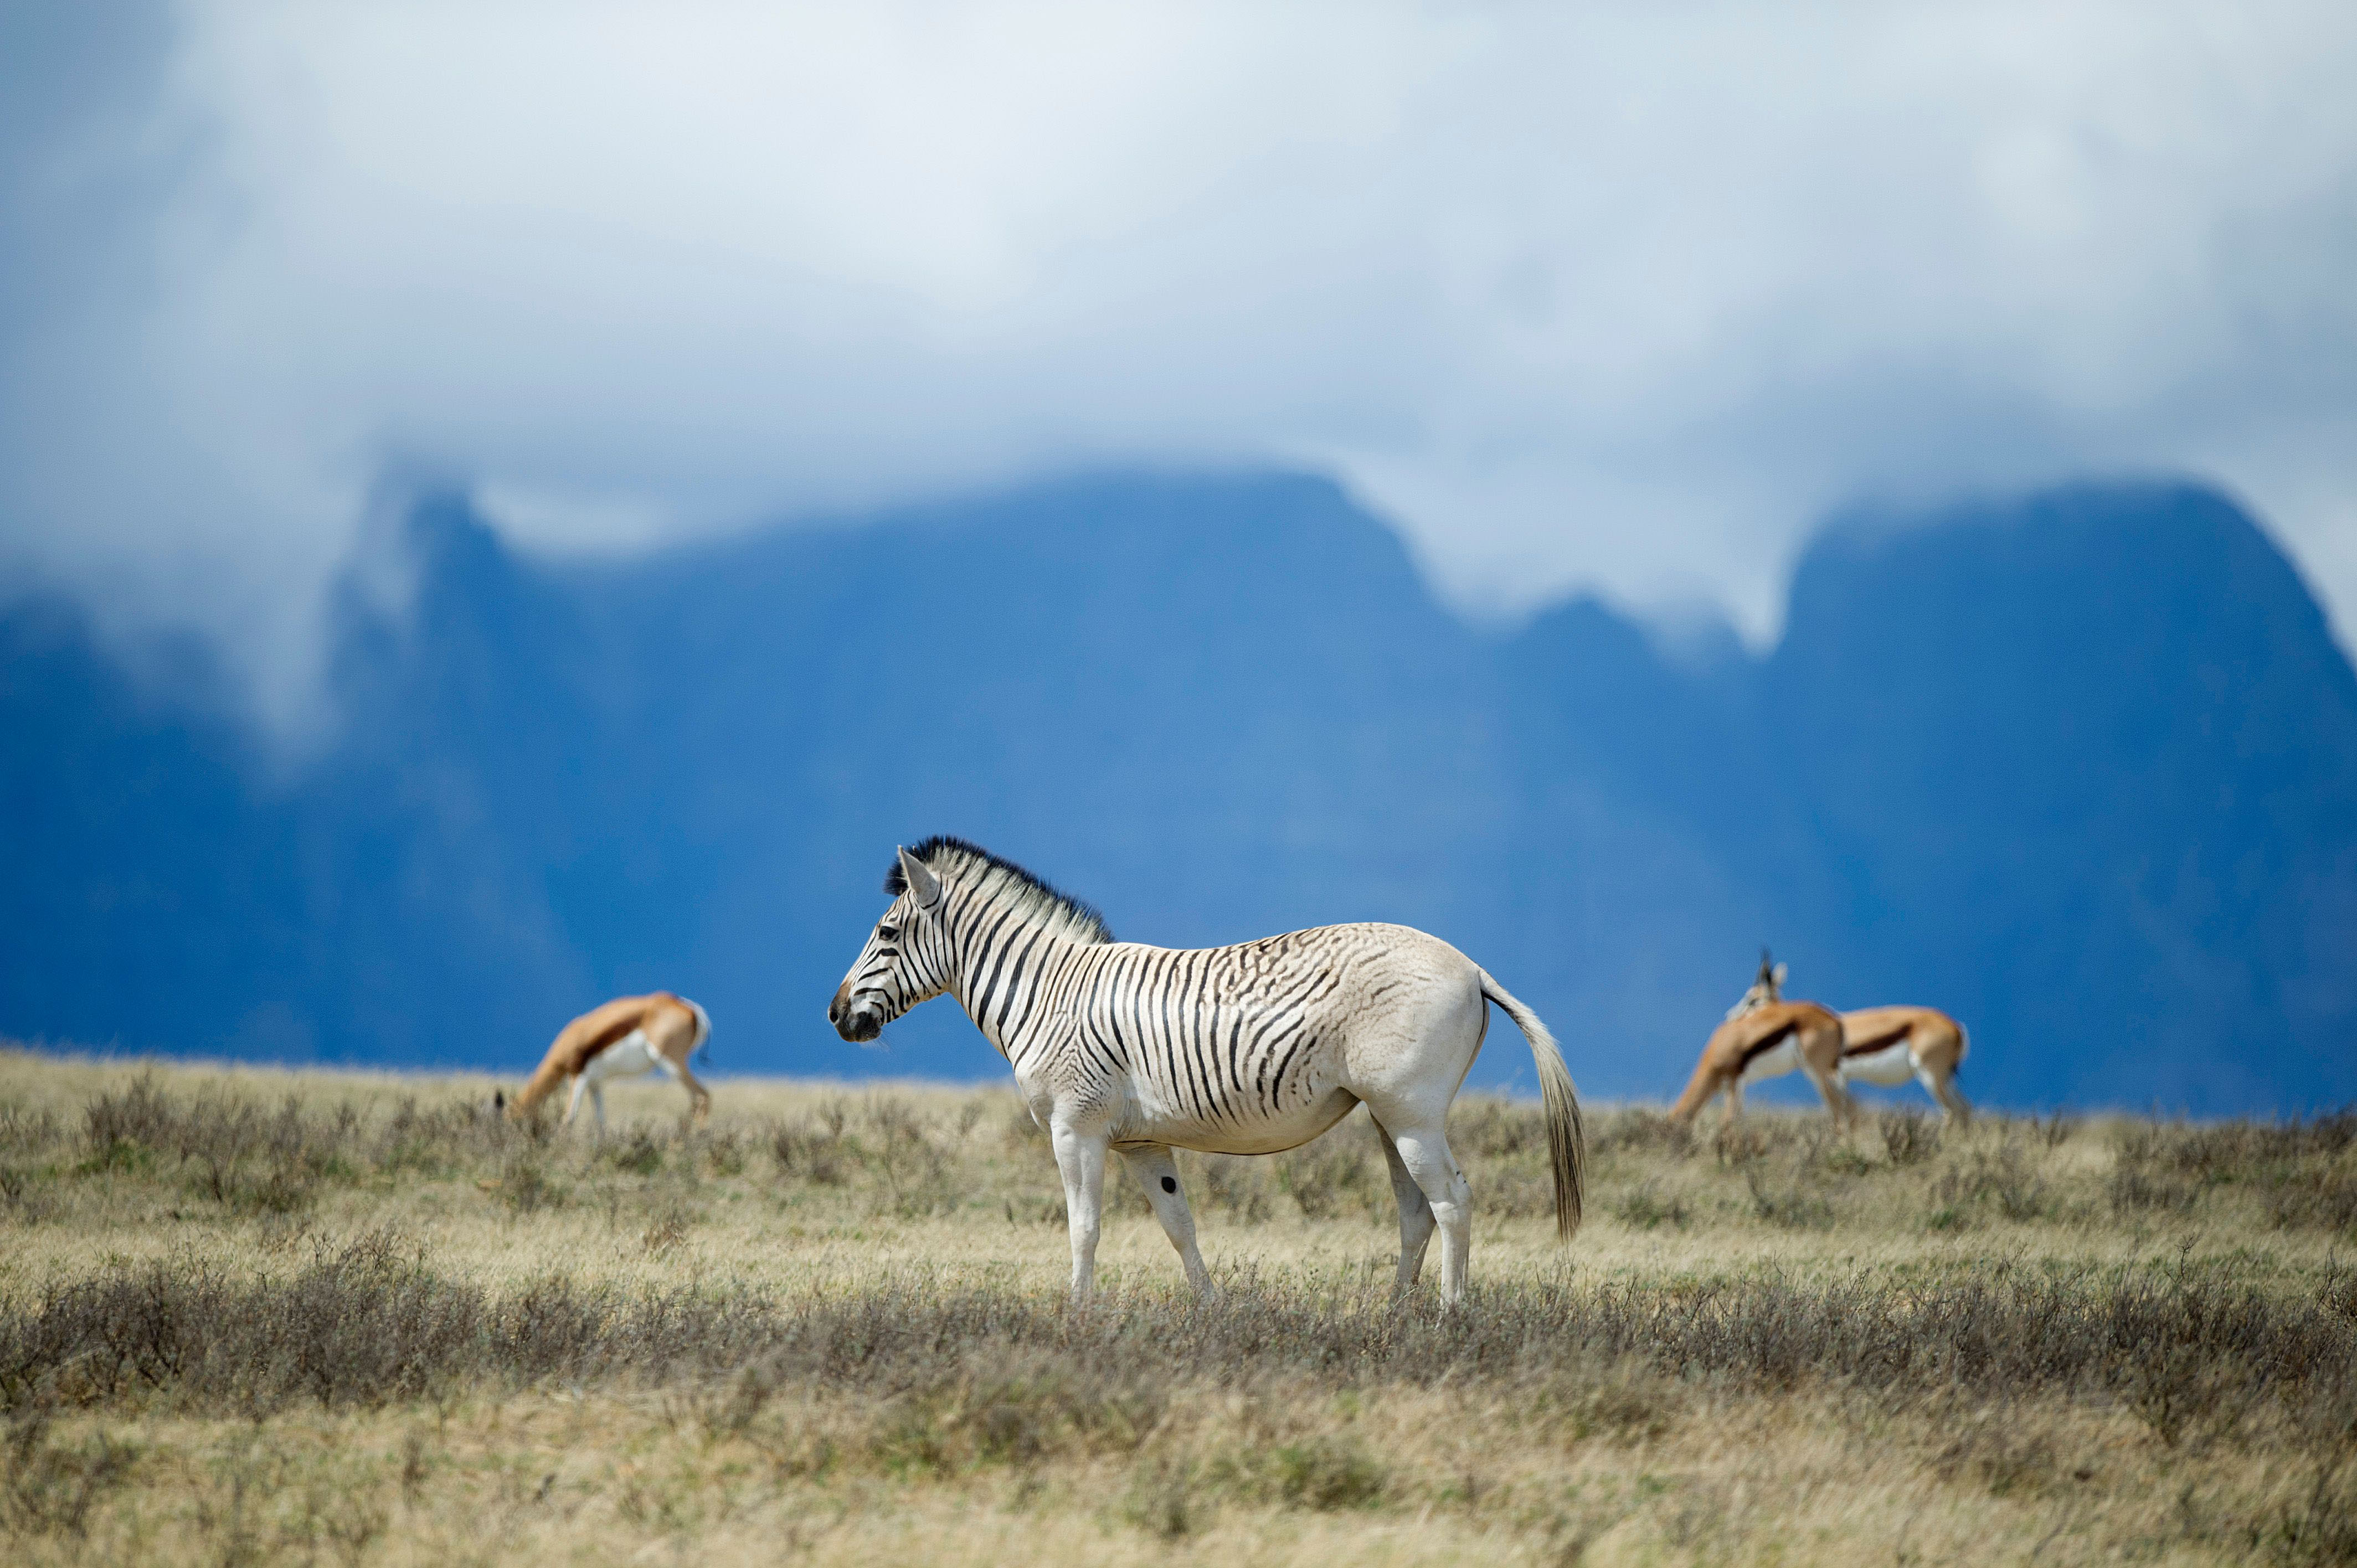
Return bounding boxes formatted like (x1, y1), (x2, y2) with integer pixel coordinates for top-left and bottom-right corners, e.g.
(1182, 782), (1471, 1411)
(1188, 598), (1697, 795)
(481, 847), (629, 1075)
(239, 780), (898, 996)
(3, 472), (2351, 1111)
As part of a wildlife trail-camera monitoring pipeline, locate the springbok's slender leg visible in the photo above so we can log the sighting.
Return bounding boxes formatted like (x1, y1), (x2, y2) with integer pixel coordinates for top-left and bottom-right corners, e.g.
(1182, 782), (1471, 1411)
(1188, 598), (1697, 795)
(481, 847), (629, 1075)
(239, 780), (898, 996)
(1800, 1046), (1857, 1132)
(1722, 1078), (1746, 1129)
(1381, 1120), (1473, 1305)
(1049, 1116), (1109, 1301)
(1922, 1066), (1972, 1127)
(677, 1063), (712, 1122)
(590, 1082), (607, 1134)
(1376, 1123), (1436, 1294)
(1801, 1062), (1854, 1132)
(563, 1076), (588, 1127)
(1119, 1144), (1213, 1297)
(656, 1053), (713, 1122)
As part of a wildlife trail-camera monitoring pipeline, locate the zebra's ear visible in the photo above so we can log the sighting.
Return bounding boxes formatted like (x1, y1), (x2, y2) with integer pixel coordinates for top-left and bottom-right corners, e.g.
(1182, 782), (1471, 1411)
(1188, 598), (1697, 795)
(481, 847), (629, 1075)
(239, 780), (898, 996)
(897, 847), (942, 909)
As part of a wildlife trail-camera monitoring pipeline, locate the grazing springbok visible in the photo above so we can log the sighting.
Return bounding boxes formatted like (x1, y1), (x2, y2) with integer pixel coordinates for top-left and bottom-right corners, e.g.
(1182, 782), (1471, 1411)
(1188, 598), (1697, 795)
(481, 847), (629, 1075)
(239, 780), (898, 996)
(498, 992), (712, 1131)
(1746, 960), (1974, 1125)
(1668, 952), (1852, 1129)
(828, 837), (1583, 1305)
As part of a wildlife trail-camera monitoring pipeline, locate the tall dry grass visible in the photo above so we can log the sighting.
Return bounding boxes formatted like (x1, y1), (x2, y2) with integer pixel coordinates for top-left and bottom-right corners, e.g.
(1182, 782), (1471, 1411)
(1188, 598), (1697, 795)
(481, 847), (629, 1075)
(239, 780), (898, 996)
(3, 1048), (2355, 1565)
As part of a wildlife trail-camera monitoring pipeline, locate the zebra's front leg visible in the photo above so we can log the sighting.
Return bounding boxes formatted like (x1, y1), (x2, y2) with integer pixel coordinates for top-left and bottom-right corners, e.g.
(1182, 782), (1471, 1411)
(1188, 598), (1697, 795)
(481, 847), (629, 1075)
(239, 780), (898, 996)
(1119, 1145), (1214, 1298)
(1049, 1117), (1109, 1302)
(1377, 1125), (1435, 1296)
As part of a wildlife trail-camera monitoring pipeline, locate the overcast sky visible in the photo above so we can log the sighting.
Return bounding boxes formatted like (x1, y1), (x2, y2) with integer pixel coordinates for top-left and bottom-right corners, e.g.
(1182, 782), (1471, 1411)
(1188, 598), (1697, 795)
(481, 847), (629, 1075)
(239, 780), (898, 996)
(6, 1), (2356, 725)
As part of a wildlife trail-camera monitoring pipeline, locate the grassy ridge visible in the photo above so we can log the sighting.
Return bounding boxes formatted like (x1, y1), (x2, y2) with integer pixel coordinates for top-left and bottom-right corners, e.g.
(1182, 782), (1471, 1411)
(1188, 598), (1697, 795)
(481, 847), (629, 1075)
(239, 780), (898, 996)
(3, 1050), (2356, 1564)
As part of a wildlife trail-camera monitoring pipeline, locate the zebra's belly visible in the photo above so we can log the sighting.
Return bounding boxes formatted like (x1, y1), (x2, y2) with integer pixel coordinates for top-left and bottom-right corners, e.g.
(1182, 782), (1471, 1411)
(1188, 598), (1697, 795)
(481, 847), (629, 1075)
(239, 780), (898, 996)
(1113, 1084), (1361, 1157)
(1738, 1038), (1801, 1085)
(1839, 1043), (1917, 1087)
(582, 1031), (661, 1084)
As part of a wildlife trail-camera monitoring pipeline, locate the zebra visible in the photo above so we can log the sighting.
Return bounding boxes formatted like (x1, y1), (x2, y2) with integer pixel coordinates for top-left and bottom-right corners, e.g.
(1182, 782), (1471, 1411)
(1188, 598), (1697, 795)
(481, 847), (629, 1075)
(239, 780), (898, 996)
(827, 837), (1583, 1304)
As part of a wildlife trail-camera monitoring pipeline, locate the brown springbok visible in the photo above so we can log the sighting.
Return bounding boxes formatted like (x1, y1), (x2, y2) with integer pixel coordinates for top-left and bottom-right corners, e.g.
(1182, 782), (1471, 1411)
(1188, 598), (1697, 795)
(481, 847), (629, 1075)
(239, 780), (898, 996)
(1749, 957), (1973, 1125)
(1668, 952), (1853, 1129)
(498, 992), (712, 1131)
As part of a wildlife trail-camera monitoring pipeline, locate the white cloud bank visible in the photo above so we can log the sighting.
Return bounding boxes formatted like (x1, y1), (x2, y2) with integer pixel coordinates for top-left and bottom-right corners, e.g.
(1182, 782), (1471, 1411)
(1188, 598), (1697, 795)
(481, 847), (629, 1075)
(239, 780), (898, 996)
(6, 1), (2356, 723)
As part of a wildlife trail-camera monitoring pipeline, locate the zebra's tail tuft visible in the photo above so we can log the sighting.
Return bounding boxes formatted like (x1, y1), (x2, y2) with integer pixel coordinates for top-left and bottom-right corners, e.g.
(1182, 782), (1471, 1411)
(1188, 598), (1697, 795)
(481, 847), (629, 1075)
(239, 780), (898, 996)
(1478, 971), (1584, 1240)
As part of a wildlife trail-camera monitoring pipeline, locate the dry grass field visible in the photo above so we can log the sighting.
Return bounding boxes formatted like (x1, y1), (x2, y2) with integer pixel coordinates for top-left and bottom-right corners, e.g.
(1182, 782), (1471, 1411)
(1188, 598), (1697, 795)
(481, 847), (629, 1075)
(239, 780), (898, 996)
(3, 1047), (2356, 1566)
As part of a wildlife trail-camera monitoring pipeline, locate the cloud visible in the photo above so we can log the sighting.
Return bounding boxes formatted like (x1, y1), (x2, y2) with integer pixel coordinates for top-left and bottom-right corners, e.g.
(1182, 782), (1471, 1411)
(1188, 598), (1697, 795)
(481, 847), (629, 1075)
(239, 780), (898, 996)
(5, 1), (2356, 724)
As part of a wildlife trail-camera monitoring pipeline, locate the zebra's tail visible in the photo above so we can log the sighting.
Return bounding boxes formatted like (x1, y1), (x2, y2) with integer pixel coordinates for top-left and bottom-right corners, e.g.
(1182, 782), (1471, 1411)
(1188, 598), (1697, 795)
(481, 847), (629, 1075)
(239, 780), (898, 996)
(1478, 970), (1584, 1240)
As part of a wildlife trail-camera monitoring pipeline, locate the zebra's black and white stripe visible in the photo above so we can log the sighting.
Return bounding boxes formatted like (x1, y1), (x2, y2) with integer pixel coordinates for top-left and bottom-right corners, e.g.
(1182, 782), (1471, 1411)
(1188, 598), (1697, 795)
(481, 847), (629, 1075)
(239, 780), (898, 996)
(829, 837), (1583, 1303)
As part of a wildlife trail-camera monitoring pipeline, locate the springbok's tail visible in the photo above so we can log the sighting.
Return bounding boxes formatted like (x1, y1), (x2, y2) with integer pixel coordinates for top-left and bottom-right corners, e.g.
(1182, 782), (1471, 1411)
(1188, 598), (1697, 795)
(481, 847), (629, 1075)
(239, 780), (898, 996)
(686, 998), (713, 1061)
(1478, 970), (1584, 1239)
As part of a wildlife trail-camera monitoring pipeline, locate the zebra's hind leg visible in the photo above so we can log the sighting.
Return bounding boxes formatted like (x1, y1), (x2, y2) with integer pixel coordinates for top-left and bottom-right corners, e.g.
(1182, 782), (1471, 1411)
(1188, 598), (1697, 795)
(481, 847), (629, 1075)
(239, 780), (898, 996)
(1049, 1116), (1110, 1303)
(1376, 1125), (1436, 1296)
(1119, 1145), (1214, 1298)
(1379, 1118), (1473, 1306)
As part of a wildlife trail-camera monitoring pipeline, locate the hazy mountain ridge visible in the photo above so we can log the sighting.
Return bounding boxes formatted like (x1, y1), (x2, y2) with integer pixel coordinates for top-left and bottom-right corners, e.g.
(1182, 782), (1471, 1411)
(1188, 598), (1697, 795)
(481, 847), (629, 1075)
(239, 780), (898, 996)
(1764, 486), (2357, 1106)
(4, 472), (2351, 1110)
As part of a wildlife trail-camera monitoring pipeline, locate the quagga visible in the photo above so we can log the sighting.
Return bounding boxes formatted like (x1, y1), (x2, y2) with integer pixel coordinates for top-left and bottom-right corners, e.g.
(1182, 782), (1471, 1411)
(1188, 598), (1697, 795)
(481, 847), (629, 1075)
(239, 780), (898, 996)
(827, 837), (1583, 1304)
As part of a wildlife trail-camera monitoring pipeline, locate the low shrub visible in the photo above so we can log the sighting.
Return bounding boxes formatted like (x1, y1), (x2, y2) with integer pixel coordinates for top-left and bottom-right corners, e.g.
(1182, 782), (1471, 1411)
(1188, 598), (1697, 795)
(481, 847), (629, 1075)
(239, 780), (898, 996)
(1613, 1183), (1691, 1231)
(9, 1241), (2345, 1434)
(1879, 1110), (1941, 1168)
(1212, 1433), (1387, 1511)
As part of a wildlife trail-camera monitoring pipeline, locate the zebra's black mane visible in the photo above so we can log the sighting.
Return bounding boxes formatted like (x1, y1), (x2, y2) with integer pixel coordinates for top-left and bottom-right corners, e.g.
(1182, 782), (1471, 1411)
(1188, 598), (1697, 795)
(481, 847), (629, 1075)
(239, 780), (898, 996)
(884, 835), (1114, 945)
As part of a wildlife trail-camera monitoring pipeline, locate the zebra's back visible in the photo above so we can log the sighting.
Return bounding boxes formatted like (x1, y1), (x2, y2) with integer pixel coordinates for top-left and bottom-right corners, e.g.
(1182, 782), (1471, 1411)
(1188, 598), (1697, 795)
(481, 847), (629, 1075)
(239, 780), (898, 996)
(1044, 922), (1481, 1155)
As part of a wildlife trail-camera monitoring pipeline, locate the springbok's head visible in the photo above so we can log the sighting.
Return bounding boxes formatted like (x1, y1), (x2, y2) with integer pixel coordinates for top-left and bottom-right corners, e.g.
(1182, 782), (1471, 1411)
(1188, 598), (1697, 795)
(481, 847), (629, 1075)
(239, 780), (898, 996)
(828, 847), (952, 1044)
(1725, 947), (1788, 1020)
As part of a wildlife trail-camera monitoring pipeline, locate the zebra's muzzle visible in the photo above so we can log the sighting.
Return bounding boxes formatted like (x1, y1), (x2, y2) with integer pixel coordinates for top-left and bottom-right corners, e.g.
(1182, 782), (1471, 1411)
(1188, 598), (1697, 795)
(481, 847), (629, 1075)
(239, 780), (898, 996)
(828, 983), (883, 1043)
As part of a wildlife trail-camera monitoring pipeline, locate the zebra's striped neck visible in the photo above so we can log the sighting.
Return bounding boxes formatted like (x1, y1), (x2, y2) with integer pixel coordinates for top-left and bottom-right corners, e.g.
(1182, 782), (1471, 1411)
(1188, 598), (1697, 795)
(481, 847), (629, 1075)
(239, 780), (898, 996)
(926, 869), (1111, 1060)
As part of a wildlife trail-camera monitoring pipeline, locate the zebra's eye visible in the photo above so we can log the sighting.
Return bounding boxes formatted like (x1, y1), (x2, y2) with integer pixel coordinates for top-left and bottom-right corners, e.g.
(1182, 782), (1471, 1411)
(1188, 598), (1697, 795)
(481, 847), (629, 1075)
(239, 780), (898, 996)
(877, 925), (899, 942)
